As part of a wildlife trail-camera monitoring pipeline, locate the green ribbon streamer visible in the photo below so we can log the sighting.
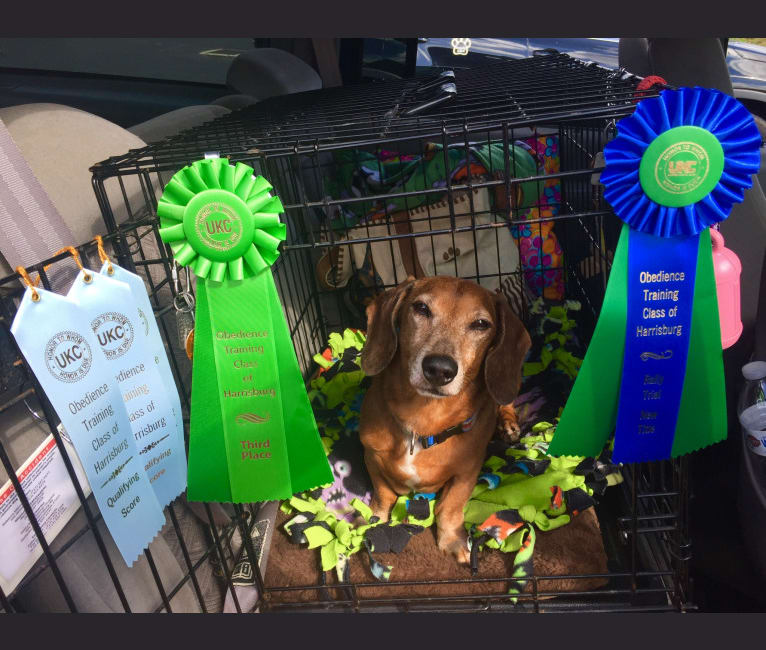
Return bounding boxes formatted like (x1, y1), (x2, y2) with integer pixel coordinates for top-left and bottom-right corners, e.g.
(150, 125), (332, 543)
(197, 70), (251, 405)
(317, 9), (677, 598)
(159, 158), (332, 502)
(548, 225), (726, 459)
(267, 276), (336, 494)
(672, 228), (727, 457)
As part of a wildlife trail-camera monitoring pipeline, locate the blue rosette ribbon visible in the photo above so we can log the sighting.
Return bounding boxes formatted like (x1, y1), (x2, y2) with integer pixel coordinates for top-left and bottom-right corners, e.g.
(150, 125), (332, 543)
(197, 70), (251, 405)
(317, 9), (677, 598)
(549, 87), (761, 463)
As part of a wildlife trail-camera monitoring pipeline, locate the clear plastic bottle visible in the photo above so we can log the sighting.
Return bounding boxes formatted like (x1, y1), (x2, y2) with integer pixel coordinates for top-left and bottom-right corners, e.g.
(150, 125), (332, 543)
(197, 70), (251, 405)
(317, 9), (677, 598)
(739, 361), (766, 457)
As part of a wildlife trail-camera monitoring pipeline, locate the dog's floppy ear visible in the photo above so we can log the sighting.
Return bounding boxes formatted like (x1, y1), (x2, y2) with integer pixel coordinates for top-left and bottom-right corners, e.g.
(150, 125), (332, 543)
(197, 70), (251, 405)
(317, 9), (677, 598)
(484, 293), (531, 405)
(361, 277), (415, 376)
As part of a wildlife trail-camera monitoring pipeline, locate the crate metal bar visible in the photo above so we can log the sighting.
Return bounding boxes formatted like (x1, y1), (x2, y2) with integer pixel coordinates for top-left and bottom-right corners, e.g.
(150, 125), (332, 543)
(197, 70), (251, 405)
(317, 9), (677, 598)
(0, 438), (78, 612)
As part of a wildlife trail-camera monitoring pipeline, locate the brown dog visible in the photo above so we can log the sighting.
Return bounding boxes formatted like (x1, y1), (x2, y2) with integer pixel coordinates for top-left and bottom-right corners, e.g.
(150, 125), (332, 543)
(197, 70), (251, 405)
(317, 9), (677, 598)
(359, 276), (531, 564)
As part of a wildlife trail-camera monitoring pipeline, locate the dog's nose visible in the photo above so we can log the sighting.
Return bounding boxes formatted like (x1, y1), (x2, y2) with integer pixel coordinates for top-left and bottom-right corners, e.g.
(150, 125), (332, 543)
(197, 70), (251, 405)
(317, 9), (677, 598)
(422, 354), (458, 386)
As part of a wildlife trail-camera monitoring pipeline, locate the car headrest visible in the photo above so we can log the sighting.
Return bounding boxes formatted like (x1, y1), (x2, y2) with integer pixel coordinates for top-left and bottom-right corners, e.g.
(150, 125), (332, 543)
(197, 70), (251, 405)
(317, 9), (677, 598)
(226, 48), (322, 100)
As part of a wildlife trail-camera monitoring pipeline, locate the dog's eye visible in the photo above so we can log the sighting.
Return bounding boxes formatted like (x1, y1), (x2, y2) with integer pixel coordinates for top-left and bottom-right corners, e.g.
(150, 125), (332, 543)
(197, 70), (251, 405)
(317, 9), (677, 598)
(470, 319), (491, 331)
(412, 301), (431, 318)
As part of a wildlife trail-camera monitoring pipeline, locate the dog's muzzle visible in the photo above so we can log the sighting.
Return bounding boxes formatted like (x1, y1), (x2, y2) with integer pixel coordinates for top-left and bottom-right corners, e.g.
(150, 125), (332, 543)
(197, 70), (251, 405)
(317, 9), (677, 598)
(422, 354), (458, 386)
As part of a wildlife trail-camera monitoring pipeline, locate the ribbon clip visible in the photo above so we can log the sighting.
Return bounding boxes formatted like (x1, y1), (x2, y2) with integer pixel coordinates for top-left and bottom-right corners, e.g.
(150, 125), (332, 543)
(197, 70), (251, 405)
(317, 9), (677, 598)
(44, 246), (92, 284)
(94, 235), (114, 275)
(15, 266), (41, 302)
(172, 261), (195, 312)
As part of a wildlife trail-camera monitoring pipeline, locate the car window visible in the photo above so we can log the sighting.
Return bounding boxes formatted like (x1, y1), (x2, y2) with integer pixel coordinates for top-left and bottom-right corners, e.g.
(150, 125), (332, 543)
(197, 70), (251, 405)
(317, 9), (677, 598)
(0, 38), (255, 84)
(361, 38), (411, 78)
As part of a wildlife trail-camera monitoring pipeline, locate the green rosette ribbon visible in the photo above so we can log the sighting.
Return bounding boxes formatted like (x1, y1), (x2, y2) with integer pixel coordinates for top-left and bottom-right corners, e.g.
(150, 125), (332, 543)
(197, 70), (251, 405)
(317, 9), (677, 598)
(158, 158), (332, 502)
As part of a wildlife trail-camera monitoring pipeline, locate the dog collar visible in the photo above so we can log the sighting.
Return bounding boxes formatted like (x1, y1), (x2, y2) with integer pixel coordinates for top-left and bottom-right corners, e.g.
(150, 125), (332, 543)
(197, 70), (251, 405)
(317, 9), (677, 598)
(408, 412), (478, 455)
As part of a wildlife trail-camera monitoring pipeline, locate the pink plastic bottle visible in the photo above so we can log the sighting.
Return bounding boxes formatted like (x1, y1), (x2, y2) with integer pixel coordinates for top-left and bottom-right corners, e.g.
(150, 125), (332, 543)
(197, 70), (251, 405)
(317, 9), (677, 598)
(710, 227), (742, 349)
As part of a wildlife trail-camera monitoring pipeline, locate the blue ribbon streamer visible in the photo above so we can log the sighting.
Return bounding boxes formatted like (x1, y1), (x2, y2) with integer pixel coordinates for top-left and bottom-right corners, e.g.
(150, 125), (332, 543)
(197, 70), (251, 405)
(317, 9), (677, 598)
(613, 230), (698, 463)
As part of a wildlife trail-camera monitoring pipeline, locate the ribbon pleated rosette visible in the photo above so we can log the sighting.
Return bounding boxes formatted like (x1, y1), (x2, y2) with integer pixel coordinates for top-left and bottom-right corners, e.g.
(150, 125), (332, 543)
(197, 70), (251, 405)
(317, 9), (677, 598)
(158, 158), (332, 502)
(549, 87), (761, 463)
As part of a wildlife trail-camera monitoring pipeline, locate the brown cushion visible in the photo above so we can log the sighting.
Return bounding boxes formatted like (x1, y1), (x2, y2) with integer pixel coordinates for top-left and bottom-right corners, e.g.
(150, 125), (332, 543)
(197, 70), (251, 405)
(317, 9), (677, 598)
(264, 507), (608, 606)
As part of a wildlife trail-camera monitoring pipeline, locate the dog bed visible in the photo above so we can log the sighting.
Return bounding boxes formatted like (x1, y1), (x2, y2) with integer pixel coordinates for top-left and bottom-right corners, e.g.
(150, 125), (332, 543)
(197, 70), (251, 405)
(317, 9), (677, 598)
(264, 506), (607, 605)
(264, 299), (619, 605)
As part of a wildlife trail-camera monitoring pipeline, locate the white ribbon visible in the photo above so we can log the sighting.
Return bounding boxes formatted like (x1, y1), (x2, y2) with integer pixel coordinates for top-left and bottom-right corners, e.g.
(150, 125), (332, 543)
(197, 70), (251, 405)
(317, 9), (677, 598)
(68, 270), (186, 508)
(10, 286), (165, 566)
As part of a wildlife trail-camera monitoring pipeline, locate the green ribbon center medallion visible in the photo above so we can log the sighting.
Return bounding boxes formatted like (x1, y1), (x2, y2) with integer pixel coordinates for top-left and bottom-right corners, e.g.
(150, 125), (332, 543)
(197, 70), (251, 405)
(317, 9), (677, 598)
(638, 125), (725, 208)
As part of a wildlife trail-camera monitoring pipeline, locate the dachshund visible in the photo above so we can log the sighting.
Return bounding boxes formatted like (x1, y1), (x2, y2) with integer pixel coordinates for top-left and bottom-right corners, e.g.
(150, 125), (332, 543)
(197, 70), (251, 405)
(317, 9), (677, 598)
(359, 275), (531, 564)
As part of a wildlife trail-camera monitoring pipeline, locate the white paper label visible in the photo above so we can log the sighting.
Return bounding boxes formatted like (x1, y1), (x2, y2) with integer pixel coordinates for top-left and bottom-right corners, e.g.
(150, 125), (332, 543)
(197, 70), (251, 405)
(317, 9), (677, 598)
(0, 432), (89, 594)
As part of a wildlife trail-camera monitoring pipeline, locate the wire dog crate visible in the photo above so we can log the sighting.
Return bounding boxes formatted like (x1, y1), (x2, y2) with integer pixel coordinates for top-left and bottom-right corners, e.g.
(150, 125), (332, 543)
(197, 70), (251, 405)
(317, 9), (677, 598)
(0, 53), (693, 612)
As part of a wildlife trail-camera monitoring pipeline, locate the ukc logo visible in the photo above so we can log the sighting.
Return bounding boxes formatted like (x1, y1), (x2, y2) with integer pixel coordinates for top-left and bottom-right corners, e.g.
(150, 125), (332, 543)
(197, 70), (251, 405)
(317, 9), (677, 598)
(195, 202), (243, 253)
(45, 330), (93, 383)
(655, 141), (710, 195)
(91, 311), (134, 360)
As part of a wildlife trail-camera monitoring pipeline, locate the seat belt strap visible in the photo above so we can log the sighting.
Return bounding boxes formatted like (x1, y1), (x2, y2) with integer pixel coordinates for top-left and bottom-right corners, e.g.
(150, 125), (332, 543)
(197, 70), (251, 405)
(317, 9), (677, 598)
(0, 117), (76, 287)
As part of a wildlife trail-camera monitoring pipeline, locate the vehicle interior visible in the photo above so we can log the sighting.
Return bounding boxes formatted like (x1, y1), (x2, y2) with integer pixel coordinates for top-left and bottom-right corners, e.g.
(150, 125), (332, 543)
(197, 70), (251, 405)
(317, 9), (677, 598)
(0, 37), (764, 613)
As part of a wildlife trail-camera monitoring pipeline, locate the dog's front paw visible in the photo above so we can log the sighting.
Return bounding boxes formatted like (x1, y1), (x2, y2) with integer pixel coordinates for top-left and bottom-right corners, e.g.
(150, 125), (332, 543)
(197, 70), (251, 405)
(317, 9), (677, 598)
(496, 404), (521, 443)
(437, 529), (470, 565)
(370, 506), (390, 524)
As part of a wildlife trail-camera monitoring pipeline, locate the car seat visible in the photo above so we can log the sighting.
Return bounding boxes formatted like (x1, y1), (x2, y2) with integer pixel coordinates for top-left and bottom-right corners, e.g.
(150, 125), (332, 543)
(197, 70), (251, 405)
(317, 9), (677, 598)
(129, 48), (322, 144)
